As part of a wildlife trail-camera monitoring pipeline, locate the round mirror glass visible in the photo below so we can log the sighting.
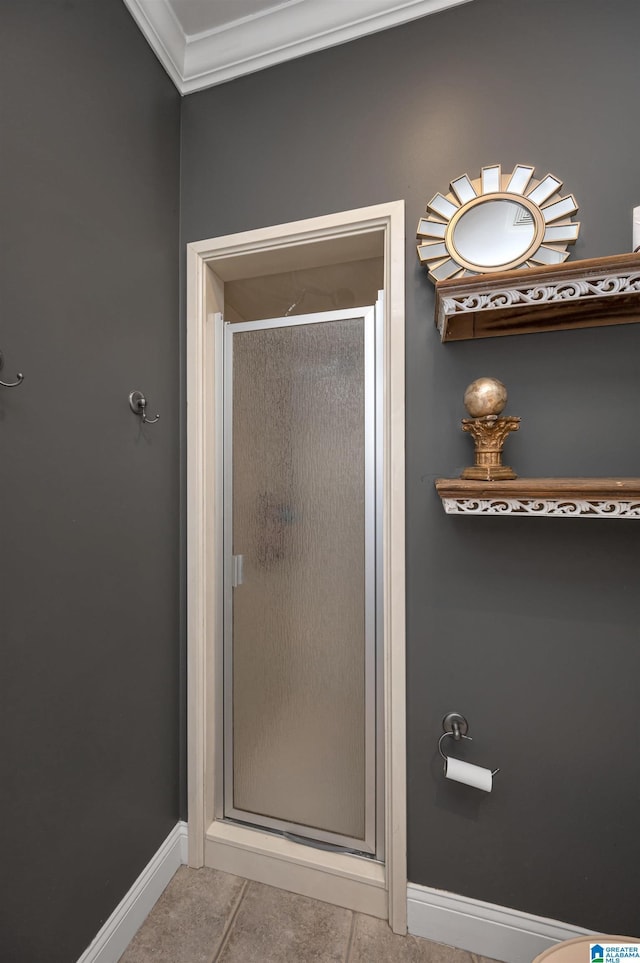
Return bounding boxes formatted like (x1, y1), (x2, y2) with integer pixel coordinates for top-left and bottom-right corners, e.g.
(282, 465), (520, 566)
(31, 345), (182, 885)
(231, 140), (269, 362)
(452, 199), (536, 268)
(417, 164), (580, 282)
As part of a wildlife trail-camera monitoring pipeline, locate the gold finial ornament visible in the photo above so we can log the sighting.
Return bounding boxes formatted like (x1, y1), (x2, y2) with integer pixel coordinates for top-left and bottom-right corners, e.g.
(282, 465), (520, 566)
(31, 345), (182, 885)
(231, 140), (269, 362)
(461, 378), (520, 480)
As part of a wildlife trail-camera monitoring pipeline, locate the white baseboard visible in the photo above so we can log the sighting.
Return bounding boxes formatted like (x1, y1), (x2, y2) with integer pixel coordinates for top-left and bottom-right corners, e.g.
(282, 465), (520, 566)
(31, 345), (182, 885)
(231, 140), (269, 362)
(77, 821), (188, 963)
(407, 883), (595, 963)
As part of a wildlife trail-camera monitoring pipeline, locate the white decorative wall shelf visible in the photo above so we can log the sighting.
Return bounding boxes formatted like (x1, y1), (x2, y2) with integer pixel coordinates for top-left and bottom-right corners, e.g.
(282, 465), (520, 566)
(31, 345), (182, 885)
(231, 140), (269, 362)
(435, 478), (640, 519)
(434, 253), (640, 341)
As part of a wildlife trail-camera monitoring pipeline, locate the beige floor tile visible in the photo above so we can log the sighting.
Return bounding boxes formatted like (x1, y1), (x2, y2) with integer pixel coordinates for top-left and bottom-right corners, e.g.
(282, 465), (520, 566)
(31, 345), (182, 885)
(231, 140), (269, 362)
(118, 866), (245, 963)
(349, 914), (476, 963)
(217, 881), (352, 963)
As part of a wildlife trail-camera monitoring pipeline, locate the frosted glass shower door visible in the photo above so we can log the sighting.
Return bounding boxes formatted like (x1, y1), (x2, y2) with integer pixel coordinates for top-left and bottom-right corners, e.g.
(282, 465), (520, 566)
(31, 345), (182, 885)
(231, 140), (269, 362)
(223, 306), (378, 855)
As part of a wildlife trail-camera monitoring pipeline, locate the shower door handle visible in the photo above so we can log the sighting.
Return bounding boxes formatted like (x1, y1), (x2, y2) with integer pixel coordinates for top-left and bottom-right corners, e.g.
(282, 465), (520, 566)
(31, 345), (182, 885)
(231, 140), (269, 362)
(232, 554), (244, 588)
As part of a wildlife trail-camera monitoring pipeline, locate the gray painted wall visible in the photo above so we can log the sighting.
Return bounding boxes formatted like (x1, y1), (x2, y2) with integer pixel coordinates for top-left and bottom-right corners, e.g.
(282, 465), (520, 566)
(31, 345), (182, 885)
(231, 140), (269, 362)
(180, 0), (640, 934)
(1, 2), (180, 961)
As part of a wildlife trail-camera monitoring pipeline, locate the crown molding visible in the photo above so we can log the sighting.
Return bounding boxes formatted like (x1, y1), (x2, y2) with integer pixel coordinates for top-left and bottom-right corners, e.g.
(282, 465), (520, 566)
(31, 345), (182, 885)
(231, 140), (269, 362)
(124, 0), (473, 95)
(122, 0), (185, 88)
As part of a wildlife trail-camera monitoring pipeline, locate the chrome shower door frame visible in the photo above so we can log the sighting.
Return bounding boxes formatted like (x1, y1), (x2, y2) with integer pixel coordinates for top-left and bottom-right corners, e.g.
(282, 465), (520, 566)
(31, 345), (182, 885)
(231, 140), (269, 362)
(222, 303), (382, 858)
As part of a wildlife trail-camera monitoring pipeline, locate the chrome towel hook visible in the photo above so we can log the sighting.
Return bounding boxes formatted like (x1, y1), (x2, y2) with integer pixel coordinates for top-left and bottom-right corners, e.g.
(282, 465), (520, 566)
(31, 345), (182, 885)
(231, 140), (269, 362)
(129, 390), (159, 425)
(0, 350), (24, 388)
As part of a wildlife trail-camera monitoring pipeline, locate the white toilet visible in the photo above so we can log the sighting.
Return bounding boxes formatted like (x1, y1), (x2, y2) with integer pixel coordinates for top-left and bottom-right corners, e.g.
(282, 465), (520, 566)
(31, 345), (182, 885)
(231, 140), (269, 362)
(533, 935), (639, 963)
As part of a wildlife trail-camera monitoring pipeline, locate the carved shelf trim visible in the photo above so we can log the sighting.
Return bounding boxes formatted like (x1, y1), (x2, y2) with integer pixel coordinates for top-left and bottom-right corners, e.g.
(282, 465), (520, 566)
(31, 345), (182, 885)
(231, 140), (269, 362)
(435, 253), (640, 341)
(435, 478), (640, 519)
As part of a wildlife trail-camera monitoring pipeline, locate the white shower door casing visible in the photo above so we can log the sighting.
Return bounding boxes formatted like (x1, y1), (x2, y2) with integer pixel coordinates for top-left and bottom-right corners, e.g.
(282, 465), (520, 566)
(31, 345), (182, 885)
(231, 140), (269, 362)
(222, 303), (383, 858)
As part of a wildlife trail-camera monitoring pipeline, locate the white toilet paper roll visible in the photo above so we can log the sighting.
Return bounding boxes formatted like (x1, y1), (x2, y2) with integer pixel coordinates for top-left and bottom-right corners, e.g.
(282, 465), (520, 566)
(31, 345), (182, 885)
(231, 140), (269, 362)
(445, 757), (493, 792)
(633, 207), (640, 251)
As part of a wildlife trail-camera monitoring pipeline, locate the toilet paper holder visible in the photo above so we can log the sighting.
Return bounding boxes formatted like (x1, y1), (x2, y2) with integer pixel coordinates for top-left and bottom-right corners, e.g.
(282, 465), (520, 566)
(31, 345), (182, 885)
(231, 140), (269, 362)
(438, 712), (500, 777)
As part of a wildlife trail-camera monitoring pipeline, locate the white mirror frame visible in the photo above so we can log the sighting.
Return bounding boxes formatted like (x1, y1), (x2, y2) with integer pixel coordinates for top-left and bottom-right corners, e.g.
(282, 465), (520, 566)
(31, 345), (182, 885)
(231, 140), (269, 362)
(417, 164), (580, 283)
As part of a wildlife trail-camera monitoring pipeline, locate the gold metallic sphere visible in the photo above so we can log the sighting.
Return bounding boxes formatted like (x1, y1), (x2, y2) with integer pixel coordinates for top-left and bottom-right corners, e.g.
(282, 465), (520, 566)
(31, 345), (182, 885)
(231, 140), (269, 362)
(463, 377), (508, 418)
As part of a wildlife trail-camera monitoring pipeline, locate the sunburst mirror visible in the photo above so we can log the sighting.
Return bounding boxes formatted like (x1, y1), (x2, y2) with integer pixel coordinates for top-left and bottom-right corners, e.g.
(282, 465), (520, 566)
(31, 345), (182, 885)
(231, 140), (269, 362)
(417, 164), (580, 283)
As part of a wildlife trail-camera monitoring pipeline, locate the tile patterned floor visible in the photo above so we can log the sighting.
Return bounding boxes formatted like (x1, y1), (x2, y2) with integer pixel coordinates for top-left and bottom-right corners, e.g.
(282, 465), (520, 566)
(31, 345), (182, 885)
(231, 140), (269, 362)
(118, 866), (498, 963)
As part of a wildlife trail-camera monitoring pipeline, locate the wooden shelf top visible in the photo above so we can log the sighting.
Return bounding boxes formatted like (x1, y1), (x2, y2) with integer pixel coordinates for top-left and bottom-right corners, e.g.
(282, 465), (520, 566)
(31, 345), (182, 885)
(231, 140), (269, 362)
(436, 477), (640, 499)
(435, 477), (640, 519)
(435, 253), (640, 342)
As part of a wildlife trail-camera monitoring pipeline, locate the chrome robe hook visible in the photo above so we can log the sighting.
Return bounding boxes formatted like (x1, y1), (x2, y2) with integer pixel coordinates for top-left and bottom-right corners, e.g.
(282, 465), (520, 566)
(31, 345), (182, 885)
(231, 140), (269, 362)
(0, 350), (24, 388)
(129, 390), (159, 425)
